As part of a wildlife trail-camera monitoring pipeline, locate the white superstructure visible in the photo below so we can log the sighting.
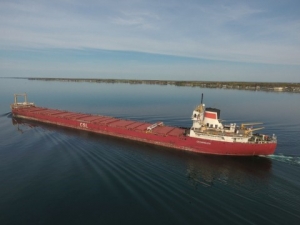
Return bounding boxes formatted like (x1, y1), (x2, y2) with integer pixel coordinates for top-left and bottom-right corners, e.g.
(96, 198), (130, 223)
(188, 95), (273, 143)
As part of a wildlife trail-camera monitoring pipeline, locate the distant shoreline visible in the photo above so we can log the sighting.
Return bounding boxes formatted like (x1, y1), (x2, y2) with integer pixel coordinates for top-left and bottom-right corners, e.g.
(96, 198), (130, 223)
(7, 77), (300, 93)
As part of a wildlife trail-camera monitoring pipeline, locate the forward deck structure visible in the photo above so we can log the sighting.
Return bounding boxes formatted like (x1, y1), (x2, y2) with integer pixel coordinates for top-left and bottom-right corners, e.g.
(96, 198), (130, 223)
(11, 93), (277, 156)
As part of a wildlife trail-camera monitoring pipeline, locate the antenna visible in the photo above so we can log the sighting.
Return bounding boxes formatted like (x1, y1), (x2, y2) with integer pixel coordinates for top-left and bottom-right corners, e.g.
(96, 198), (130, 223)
(201, 93), (204, 104)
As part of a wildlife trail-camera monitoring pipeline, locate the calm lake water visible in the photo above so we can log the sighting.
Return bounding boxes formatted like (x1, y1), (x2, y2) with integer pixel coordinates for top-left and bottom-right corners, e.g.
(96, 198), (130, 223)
(0, 78), (300, 225)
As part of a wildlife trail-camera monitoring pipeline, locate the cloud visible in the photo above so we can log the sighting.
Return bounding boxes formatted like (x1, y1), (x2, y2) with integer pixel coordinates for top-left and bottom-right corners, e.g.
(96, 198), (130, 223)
(0, 0), (300, 66)
(111, 10), (160, 30)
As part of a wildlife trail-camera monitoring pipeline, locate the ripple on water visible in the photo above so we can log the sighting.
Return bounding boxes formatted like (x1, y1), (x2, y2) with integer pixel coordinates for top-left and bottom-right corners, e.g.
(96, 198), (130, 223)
(1, 112), (300, 224)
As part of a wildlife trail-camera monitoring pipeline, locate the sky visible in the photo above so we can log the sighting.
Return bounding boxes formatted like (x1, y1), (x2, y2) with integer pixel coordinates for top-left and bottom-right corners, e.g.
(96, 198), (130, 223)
(0, 0), (300, 82)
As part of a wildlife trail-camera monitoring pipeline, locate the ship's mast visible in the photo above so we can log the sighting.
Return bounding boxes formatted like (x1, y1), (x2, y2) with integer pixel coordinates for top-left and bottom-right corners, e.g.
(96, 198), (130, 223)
(191, 93), (205, 129)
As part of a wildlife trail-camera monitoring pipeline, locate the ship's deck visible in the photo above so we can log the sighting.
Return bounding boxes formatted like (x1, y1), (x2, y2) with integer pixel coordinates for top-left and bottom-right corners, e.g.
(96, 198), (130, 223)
(14, 106), (185, 137)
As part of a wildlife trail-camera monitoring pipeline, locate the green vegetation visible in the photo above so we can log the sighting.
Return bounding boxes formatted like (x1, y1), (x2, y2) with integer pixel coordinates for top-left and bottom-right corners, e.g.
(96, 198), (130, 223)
(21, 77), (300, 93)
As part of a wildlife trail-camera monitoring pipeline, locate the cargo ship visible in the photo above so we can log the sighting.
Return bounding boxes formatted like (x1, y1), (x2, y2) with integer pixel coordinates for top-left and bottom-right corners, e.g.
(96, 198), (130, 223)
(10, 93), (277, 156)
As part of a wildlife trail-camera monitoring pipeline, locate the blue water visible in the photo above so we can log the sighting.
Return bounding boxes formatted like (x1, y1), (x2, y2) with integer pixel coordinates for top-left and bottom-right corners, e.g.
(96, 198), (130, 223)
(0, 78), (300, 224)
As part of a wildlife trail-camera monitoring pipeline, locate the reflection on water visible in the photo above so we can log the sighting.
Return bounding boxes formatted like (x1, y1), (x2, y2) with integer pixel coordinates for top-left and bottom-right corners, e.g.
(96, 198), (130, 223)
(186, 155), (272, 188)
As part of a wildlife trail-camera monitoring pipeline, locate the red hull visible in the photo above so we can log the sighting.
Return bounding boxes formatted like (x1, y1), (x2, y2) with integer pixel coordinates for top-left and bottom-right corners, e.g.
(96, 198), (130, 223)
(11, 106), (276, 156)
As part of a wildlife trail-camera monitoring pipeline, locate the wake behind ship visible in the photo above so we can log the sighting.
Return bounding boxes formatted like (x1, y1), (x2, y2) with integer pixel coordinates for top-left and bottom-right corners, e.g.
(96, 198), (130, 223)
(10, 93), (277, 156)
